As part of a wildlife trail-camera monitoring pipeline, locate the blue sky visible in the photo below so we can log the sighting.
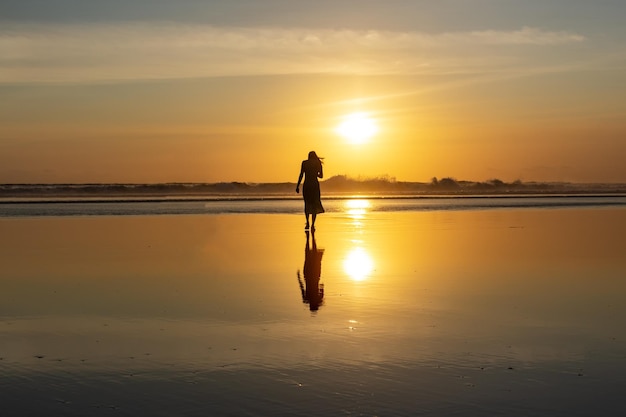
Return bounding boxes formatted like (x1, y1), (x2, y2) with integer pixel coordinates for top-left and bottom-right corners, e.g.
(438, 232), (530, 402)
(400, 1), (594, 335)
(1, 1), (624, 29)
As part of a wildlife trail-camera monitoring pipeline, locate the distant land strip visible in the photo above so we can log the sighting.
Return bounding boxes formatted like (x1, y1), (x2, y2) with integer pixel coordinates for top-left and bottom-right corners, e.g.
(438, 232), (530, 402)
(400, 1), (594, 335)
(2, 176), (626, 198)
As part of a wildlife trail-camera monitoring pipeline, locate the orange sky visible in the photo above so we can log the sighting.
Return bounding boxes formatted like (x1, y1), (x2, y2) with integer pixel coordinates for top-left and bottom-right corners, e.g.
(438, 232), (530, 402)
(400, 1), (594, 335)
(1, 2), (626, 183)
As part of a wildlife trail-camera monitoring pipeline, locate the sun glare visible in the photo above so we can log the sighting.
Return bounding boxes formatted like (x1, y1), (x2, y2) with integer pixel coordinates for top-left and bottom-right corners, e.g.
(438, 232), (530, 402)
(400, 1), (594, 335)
(336, 112), (378, 144)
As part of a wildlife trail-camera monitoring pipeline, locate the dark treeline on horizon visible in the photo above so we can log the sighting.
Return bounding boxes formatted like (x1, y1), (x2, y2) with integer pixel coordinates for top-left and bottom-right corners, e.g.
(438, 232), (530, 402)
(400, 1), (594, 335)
(2, 176), (626, 198)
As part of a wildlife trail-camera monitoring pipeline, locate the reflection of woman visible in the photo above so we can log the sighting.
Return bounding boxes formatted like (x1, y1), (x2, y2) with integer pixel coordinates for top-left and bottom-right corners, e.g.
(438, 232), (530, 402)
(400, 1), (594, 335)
(297, 231), (324, 312)
(295, 151), (324, 230)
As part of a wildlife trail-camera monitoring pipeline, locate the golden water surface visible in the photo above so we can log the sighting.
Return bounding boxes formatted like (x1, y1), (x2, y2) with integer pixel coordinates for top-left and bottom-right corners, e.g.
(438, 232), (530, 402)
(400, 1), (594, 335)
(1, 206), (625, 415)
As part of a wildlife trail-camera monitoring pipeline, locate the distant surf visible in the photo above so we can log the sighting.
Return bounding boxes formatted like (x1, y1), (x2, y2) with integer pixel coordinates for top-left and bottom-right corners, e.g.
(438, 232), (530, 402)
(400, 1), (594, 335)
(1, 195), (625, 218)
(2, 177), (626, 201)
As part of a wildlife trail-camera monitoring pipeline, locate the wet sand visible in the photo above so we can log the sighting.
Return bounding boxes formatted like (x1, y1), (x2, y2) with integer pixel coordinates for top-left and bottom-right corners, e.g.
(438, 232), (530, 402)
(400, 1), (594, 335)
(1, 207), (626, 416)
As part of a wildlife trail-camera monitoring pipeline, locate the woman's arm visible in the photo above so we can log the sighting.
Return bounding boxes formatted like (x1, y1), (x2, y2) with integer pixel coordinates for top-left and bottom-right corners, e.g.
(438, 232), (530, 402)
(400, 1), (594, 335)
(318, 163), (324, 179)
(296, 161), (304, 192)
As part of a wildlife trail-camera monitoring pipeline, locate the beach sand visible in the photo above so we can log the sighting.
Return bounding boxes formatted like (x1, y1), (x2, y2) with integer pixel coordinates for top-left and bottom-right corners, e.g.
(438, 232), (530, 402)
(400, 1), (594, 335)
(1, 207), (626, 416)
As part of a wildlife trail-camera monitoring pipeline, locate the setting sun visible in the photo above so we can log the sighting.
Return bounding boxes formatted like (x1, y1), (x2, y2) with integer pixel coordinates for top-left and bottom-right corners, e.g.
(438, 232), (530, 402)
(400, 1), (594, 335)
(336, 112), (379, 144)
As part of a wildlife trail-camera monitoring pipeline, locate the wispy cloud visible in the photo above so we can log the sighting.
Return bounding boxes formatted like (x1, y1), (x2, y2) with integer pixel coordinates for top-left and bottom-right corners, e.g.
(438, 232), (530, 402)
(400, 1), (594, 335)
(0, 23), (587, 83)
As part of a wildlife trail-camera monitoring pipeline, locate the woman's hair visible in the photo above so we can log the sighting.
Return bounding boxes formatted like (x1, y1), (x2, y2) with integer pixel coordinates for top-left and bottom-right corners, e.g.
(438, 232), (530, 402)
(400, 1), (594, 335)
(308, 151), (324, 164)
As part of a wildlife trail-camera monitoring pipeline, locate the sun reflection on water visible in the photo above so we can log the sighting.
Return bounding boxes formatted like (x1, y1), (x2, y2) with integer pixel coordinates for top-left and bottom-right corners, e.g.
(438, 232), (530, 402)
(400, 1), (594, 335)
(343, 246), (374, 281)
(345, 199), (371, 219)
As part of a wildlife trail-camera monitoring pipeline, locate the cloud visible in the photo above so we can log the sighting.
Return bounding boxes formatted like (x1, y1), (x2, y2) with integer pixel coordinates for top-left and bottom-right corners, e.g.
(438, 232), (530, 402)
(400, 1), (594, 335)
(452, 26), (585, 45)
(0, 23), (587, 83)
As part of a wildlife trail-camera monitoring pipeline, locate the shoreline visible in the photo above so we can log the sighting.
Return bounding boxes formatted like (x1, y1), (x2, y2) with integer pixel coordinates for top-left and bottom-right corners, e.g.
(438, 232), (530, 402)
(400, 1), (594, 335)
(1, 195), (626, 218)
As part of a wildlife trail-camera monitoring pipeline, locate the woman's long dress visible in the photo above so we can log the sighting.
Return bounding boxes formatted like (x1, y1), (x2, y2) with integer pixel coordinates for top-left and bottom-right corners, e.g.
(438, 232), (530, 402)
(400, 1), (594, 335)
(301, 160), (325, 215)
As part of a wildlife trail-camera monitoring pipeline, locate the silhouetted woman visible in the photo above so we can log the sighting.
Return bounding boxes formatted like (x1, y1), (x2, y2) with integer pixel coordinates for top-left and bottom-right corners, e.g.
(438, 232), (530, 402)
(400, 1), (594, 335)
(296, 151), (324, 230)
(297, 231), (324, 312)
